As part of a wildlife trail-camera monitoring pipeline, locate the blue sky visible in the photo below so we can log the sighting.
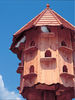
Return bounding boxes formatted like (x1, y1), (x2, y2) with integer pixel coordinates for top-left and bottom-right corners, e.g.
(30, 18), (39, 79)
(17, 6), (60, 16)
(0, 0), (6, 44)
(0, 0), (75, 100)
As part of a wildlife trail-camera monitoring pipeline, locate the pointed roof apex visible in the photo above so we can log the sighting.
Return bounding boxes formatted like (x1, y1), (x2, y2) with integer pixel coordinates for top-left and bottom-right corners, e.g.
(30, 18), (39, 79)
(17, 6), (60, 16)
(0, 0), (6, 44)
(13, 4), (75, 37)
(46, 4), (50, 8)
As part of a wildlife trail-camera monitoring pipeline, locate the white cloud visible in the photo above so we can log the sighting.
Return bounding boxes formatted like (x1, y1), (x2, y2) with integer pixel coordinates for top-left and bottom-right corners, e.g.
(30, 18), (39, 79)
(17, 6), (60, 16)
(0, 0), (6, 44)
(0, 75), (22, 100)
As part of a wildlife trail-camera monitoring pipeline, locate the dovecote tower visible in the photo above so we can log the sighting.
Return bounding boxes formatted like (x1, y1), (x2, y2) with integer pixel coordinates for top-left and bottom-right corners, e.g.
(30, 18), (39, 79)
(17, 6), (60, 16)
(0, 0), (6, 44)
(10, 4), (75, 100)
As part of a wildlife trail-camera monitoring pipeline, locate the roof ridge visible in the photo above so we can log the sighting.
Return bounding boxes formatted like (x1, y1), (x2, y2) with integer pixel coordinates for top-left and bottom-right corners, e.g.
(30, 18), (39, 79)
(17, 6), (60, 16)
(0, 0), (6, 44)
(48, 8), (62, 25)
(52, 9), (75, 30)
(33, 8), (48, 25)
(14, 9), (46, 36)
(35, 8), (62, 26)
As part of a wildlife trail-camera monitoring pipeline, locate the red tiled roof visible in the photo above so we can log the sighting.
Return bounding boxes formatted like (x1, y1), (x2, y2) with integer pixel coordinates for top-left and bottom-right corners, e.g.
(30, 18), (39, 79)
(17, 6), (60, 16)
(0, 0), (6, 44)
(14, 5), (75, 37)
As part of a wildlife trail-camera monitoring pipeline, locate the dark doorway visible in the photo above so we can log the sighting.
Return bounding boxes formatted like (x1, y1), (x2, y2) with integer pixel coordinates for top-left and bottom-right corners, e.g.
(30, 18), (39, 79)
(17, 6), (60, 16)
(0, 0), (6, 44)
(61, 41), (67, 46)
(63, 65), (68, 72)
(29, 65), (34, 73)
(30, 41), (35, 46)
(45, 50), (51, 57)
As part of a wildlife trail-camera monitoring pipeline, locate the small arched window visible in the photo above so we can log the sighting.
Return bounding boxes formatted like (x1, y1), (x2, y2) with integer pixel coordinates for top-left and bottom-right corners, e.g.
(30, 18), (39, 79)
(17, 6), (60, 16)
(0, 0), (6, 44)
(61, 41), (67, 46)
(45, 50), (51, 57)
(30, 41), (35, 46)
(29, 65), (34, 73)
(63, 65), (68, 72)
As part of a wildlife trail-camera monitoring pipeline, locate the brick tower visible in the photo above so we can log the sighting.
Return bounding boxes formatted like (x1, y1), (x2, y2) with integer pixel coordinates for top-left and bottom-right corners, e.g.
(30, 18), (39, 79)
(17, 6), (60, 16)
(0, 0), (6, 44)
(10, 4), (75, 100)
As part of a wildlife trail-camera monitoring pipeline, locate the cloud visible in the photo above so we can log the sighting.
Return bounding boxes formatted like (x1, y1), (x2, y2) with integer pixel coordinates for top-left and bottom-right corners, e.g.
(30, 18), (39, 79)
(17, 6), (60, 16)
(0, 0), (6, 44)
(0, 75), (22, 100)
